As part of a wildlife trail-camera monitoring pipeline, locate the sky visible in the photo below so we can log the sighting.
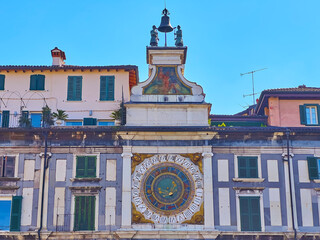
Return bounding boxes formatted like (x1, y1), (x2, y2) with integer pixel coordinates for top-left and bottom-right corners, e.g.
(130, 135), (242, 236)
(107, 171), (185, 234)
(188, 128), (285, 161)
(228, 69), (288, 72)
(1, 0), (320, 114)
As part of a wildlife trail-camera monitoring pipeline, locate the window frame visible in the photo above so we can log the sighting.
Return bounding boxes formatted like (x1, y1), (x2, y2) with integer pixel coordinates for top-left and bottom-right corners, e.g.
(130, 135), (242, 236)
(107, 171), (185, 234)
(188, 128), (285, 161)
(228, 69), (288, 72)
(67, 76), (82, 101)
(307, 156), (320, 180)
(239, 196), (262, 231)
(74, 155), (99, 179)
(300, 104), (320, 126)
(99, 76), (115, 101)
(0, 197), (12, 231)
(30, 112), (42, 128)
(0, 155), (17, 178)
(0, 74), (5, 90)
(235, 155), (261, 179)
(29, 74), (45, 91)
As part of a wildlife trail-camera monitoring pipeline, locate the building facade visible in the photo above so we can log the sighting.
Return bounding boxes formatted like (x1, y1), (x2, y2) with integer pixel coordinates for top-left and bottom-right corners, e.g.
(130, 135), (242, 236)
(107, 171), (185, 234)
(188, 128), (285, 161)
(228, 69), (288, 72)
(0, 45), (320, 240)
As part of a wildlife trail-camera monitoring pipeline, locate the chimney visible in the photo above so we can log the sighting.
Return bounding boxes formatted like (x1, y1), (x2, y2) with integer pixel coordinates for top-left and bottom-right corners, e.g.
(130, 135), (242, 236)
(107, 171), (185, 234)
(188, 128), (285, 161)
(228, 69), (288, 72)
(51, 47), (66, 66)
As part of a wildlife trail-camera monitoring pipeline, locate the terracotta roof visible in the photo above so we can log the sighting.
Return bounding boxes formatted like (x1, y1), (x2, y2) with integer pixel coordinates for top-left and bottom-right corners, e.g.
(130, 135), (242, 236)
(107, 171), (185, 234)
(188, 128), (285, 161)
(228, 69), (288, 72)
(263, 85), (320, 93)
(255, 85), (320, 115)
(0, 65), (138, 71)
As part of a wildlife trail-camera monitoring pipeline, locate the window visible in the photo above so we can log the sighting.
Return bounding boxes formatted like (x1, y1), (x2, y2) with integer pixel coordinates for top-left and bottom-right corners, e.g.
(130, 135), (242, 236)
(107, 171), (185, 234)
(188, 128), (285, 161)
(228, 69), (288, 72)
(1, 111), (9, 128)
(0, 75), (5, 90)
(239, 196), (261, 231)
(74, 196), (95, 231)
(76, 156), (96, 178)
(300, 104), (320, 126)
(100, 76), (114, 101)
(0, 156), (15, 177)
(0, 196), (22, 231)
(66, 121), (82, 126)
(67, 76), (82, 101)
(238, 156), (258, 178)
(83, 118), (97, 126)
(30, 75), (45, 90)
(307, 157), (320, 180)
(98, 121), (115, 126)
(30, 113), (42, 127)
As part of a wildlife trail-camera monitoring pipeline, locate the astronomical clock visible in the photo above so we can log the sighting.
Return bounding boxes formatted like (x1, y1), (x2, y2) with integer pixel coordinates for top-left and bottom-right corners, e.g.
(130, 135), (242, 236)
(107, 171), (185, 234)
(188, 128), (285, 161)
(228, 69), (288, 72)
(131, 154), (204, 225)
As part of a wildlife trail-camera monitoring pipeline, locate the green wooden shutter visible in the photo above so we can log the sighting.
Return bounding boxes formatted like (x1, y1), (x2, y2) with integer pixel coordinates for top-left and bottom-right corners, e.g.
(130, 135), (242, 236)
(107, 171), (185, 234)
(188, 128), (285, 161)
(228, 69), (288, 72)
(74, 196), (95, 231)
(238, 157), (247, 178)
(307, 157), (319, 180)
(100, 76), (107, 100)
(76, 156), (86, 178)
(299, 105), (306, 125)
(240, 197), (261, 231)
(240, 197), (250, 231)
(317, 105), (320, 125)
(86, 156), (96, 178)
(2, 110), (9, 128)
(75, 77), (82, 101)
(0, 75), (5, 90)
(250, 197), (261, 231)
(67, 76), (74, 100)
(10, 196), (22, 231)
(83, 118), (97, 126)
(37, 75), (45, 90)
(107, 76), (115, 101)
(248, 157), (258, 178)
(30, 75), (37, 90)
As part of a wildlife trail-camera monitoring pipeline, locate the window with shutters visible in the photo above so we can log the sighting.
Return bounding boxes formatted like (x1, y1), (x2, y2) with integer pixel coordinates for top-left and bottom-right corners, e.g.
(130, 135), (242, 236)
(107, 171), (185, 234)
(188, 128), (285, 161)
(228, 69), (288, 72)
(239, 196), (261, 231)
(83, 118), (97, 126)
(238, 156), (258, 178)
(307, 157), (320, 180)
(30, 75), (45, 90)
(100, 76), (115, 101)
(300, 104), (320, 126)
(67, 76), (82, 101)
(76, 156), (96, 178)
(0, 196), (22, 231)
(74, 196), (95, 231)
(30, 113), (42, 127)
(1, 111), (10, 128)
(0, 156), (15, 177)
(0, 75), (5, 90)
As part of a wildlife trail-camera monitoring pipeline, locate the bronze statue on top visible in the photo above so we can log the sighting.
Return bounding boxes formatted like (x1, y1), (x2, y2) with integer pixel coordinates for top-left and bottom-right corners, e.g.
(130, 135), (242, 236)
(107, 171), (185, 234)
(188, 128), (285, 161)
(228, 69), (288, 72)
(175, 25), (183, 47)
(150, 25), (159, 47)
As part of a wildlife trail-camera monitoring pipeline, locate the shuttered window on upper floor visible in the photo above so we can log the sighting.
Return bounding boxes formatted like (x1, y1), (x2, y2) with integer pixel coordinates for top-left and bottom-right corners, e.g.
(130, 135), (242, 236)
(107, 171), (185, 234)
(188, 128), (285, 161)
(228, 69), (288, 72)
(307, 157), (320, 180)
(10, 196), (22, 231)
(100, 76), (114, 101)
(30, 75), (45, 90)
(240, 196), (261, 231)
(238, 156), (258, 178)
(76, 156), (96, 178)
(300, 104), (320, 126)
(0, 75), (5, 90)
(67, 76), (82, 101)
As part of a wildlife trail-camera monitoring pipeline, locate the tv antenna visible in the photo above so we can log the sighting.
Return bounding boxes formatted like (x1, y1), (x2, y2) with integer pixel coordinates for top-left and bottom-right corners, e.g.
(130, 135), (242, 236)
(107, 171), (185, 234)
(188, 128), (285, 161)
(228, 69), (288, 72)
(240, 68), (267, 105)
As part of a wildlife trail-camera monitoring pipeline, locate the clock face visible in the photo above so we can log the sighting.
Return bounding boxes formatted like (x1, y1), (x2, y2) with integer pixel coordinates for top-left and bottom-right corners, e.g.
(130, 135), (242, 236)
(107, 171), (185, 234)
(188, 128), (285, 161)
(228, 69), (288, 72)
(132, 154), (203, 224)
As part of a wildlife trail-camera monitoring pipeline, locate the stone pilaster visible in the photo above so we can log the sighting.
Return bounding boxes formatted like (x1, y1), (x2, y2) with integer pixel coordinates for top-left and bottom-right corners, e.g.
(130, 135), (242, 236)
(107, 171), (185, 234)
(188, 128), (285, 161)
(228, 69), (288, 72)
(121, 146), (133, 228)
(202, 147), (214, 229)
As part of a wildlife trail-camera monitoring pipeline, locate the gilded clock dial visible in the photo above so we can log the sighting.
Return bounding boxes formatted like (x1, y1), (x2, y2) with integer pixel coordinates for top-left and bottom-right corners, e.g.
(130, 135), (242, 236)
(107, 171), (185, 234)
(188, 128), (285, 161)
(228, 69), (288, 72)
(132, 154), (204, 224)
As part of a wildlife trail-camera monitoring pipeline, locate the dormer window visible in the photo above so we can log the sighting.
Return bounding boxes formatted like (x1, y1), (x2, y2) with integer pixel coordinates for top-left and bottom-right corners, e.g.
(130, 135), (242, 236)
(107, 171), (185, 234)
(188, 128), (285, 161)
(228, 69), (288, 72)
(300, 104), (320, 126)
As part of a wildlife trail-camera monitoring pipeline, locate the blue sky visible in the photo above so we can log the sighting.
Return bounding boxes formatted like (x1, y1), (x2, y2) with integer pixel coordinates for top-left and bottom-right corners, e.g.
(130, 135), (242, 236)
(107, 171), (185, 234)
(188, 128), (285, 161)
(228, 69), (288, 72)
(1, 0), (320, 114)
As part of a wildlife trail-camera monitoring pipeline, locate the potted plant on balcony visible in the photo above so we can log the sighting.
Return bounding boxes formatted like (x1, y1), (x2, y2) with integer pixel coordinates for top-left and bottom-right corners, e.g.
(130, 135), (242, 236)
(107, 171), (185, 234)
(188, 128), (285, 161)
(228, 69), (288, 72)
(42, 105), (54, 127)
(19, 113), (31, 128)
(52, 109), (68, 126)
(110, 108), (122, 126)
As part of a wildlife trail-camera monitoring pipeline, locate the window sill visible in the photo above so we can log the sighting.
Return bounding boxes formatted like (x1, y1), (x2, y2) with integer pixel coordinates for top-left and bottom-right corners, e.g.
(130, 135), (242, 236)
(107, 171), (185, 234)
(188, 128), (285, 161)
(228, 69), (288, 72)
(313, 179), (320, 183)
(0, 186), (19, 190)
(69, 186), (102, 194)
(233, 178), (265, 183)
(233, 186), (265, 191)
(0, 177), (20, 182)
(70, 177), (101, 182)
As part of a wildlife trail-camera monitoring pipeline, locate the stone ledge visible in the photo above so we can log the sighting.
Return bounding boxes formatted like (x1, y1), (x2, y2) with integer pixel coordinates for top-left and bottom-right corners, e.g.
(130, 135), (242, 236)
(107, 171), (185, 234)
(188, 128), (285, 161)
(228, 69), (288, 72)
(233, 178), (265, 183)
(70, 178), (102, 182)
(0, 186), (19, 190)
(0, 177), (20, 181)
(69, 186), (102, 194)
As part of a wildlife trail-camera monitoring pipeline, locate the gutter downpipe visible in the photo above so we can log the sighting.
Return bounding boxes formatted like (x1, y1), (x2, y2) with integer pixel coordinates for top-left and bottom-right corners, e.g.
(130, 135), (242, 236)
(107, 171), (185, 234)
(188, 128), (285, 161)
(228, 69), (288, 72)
(286, 129), (297, 240)
(38, 130), (49, 240)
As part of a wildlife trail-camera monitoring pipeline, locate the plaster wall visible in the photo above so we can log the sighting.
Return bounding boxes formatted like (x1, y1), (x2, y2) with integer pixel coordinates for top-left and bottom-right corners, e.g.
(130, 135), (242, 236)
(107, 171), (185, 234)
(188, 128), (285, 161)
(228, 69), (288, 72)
(268, 98), (320, 127)
(0, 70), (130, 121)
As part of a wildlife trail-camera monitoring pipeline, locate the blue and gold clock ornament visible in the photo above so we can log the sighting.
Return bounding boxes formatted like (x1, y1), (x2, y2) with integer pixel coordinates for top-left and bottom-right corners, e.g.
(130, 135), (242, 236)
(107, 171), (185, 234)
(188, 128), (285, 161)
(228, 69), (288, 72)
(132, 154), (204, 224)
